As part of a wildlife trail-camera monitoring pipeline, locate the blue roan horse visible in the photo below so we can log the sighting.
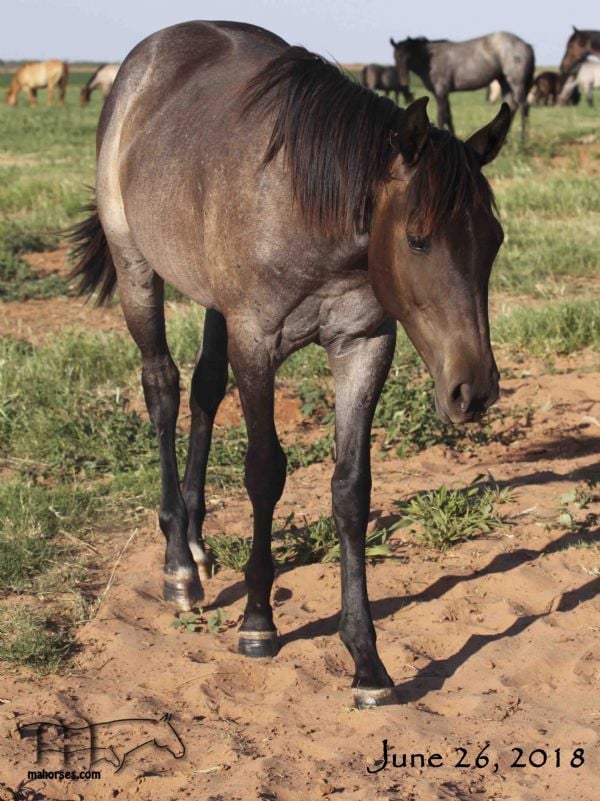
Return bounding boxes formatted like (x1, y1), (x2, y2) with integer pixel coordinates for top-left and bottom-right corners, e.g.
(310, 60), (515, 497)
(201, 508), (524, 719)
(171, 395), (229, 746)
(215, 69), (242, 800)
(71, 21), (510, 707)
(390, 32), (534, 140)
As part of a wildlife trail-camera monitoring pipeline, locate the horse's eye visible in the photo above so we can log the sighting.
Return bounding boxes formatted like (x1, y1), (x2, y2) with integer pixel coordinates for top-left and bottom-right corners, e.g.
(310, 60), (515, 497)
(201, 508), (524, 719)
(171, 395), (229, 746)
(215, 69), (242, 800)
(407, 234), (427, 252)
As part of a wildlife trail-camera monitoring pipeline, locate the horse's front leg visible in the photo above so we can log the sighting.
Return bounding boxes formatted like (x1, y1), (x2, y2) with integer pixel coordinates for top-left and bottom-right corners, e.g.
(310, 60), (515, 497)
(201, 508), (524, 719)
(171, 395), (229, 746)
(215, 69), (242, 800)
(326, 320), (396, 707)
(228, 324), (286, 658)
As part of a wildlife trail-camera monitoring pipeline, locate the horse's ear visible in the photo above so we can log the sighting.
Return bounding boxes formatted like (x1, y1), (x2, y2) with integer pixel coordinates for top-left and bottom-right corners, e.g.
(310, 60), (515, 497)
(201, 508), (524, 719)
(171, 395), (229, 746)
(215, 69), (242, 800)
(397, 96), (430, 165)
(572, 25), (579, 33)
(466, 102), (512, 166)
(390, 37), (398, 48)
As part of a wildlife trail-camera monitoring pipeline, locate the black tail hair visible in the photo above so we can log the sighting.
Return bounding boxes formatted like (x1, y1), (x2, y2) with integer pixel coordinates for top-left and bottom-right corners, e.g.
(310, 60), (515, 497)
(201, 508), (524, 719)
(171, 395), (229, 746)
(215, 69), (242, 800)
(68, 198), (117, 306)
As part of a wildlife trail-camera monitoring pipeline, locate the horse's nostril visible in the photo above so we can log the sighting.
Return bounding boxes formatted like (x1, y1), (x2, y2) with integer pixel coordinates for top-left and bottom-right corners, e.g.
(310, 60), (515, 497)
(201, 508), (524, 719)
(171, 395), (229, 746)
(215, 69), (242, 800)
(450, 383), (469, 414)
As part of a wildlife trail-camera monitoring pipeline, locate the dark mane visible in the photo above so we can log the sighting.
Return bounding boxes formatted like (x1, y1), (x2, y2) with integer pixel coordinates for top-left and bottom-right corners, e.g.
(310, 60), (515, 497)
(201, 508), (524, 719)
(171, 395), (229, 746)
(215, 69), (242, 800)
(242, 47), (495, 238)
(404, 128), (497, 237)
(242, 47), (402, 236)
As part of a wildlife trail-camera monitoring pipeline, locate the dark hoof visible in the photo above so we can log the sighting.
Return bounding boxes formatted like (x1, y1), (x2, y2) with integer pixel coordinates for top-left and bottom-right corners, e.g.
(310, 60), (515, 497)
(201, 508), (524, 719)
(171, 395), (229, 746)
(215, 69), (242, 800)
(163, 570), (204, 611)
(353, 686), (395, 709)
(238, 630), (279, 658)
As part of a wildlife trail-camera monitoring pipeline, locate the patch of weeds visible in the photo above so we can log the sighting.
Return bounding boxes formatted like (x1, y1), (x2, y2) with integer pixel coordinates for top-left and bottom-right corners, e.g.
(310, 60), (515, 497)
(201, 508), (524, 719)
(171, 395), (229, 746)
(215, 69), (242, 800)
(274, 513), (392, 565)
(0, 479), (106, 593)
(0, 222), (65, 301)
(0, 605), (73, 673)
(554, 483), (599, 537)
(393, 484), (512, 550)
(205, 533), (252, 572)
(170, 608), (235, 633)
(286, 434), (334, 470)
(297, 381), (334, 423)
(203, 425), (247, 490)
(493, 299), (600, 355)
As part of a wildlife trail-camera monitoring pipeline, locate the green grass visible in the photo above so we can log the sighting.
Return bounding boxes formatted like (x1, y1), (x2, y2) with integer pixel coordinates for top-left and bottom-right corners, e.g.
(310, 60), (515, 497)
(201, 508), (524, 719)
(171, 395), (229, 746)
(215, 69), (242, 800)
(393, 484), (513, 550)
(0, 605), (74, 673)
(493, 299), (600, 355)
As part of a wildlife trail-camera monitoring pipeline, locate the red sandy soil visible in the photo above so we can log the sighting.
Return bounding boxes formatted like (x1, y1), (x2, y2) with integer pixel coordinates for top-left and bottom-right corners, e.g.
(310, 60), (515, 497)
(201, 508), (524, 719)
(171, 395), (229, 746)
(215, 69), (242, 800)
(0, 267), (599, 801)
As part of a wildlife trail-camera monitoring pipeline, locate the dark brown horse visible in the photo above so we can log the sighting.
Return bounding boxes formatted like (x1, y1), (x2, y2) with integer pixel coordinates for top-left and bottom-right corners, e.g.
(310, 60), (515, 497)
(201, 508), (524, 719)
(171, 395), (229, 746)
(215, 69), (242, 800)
(361, 63), (414, 105)
(528, 71), (580, 106)
(560, 26), (600, 74)
(390, 33), (534, 140)
(71, 21), (510, 707)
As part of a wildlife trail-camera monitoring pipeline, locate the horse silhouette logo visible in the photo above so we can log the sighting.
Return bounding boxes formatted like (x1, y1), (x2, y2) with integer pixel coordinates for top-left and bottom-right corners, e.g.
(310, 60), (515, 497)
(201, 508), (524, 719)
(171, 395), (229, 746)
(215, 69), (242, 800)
(18, 713), (186, 773)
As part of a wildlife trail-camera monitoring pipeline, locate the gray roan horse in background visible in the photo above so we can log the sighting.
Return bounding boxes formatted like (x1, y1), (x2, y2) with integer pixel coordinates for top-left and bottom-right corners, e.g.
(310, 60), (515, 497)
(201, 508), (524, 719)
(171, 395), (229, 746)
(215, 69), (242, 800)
(361, 63), (414, 105)
(390, 32), (534, 140)
(71, 21), (511, 707)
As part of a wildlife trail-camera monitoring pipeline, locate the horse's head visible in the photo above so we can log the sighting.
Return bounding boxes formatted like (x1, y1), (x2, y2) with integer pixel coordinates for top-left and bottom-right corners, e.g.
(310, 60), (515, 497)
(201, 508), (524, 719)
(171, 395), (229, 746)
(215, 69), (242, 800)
(389, 38), (412, 87)
(369, 98), (511, 424)
(560, 27), (589, 74)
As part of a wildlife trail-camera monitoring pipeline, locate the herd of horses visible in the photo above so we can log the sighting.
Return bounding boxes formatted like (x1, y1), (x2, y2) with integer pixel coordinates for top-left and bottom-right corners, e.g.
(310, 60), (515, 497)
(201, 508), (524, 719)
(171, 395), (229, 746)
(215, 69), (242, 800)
(4, 60), (120, 107)
(6, 21), (600, 707)
(4, 25), (599, 122)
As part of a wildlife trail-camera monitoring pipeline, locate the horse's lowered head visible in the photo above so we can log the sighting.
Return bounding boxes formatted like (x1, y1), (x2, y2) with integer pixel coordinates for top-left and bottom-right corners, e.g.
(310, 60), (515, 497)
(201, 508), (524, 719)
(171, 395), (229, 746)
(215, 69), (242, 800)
(5, 80), (18, 106)
(369, 98), (511, 424)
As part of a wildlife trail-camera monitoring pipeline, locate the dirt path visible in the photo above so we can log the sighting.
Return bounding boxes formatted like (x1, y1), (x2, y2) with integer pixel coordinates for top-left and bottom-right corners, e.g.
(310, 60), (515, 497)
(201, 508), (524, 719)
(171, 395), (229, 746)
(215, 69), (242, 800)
(1, 361), (598, 801)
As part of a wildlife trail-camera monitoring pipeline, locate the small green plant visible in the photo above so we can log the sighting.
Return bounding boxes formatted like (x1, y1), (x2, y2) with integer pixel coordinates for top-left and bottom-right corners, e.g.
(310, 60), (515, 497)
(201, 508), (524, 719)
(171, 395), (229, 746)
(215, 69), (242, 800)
(393, 484), (512, 550)
(205, 533), (253, 572)
(170, 607), (232, 633)
(554, 482), (600, 535)
(274, 514), (392, 565)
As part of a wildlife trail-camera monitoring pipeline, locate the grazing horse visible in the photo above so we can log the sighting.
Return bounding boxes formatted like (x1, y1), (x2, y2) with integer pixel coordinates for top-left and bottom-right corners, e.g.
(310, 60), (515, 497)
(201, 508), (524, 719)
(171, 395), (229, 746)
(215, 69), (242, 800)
(70, 21), (510, 707)
(361, 63), (414, 105)
(560, 26), (600, 74)
(390, 33), (534, 140)
(80, 63), (120, 105)
(528, 70), (580, 106)
(558, 60), (600, 107)
(5, 60), (68, 107)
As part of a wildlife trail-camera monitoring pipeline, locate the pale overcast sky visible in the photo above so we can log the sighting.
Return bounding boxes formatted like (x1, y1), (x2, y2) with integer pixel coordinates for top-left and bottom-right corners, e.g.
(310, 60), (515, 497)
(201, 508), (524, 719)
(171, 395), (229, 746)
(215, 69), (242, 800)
(3, 0), (598, 66)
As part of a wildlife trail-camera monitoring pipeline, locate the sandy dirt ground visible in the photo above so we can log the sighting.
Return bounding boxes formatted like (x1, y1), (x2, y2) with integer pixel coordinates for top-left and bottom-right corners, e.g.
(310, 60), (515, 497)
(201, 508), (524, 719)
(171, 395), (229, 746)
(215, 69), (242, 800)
(0, 260), (599, 801)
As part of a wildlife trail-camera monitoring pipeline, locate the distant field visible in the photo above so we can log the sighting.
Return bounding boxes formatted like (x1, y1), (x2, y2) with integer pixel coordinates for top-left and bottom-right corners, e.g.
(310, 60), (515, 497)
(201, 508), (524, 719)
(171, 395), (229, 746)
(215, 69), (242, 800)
(0, 69), (598, 671)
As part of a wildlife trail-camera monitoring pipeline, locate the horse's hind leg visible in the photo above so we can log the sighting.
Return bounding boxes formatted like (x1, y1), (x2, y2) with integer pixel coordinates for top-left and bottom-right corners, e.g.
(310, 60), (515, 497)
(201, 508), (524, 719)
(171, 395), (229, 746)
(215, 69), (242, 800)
(227, 324), (286, 658)
(114, 246), (202, 610)
(181, 309), (229, 580)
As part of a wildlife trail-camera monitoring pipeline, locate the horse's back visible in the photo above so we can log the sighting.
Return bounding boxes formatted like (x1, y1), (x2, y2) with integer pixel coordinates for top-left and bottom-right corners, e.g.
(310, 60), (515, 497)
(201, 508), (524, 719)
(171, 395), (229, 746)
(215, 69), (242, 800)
(95, 21), (291, 302)
(17, 59), (65, 88)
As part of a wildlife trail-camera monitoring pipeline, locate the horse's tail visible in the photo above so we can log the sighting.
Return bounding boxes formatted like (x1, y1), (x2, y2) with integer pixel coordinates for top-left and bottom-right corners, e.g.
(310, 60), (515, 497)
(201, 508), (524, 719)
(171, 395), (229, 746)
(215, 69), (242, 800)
(68, 198), (117, 306)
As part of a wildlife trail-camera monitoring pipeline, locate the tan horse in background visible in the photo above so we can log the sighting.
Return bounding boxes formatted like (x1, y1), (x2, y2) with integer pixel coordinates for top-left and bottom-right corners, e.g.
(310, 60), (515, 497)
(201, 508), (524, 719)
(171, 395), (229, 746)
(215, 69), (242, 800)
(5, 60), (68, 107)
